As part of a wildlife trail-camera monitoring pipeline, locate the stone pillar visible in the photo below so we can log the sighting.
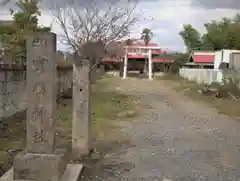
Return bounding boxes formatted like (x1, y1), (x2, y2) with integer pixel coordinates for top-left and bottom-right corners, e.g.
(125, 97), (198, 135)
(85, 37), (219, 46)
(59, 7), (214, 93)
(13, 32), (67, 181)
(72, 58), (91, 157)
(119, 58), (123, 78)
(100, 64), (105, 76)
(148, 49), (153, 80)
(122, 48), (128, 79)
(91, 64), (96, 84)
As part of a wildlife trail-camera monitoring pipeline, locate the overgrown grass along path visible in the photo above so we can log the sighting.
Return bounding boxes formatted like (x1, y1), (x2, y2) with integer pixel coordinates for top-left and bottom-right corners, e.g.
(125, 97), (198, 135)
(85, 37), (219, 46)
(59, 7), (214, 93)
(157, 73), (240, 119)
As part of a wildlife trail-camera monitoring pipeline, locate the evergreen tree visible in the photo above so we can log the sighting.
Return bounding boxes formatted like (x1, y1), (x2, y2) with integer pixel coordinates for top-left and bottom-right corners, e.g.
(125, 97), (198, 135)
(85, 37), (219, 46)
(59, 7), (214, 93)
(0, 0), (50, 64)
(179, 14), (240, 51)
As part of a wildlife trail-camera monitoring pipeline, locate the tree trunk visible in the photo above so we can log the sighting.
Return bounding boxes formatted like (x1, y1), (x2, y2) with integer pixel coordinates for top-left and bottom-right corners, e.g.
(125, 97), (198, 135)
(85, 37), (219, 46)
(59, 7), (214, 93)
(119, 58), (124, 77)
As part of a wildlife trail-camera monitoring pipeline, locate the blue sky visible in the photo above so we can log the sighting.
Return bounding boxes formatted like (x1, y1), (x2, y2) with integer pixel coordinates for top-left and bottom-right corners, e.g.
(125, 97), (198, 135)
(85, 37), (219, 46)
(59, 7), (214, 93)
(0, 0), (239, 52)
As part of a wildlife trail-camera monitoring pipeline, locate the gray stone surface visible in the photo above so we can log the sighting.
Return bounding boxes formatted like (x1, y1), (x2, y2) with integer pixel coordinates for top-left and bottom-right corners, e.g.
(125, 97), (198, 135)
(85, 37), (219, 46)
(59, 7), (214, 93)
(12, 32), (68, 181)
(13, 151), (66, 181)
(72, 59), (91, 156)
(60, 164), (83, 181)
(119, 61), (123, 77)
(91, 66), (96, 84)
(0, 164), (83, 181)
(100, 65), (105, 75)
(26, 32), (57, 154)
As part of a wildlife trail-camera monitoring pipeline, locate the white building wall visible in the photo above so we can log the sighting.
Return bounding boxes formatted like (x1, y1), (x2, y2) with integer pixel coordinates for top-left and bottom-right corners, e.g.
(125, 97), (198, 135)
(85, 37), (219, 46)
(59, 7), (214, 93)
(179, 68), (223, 84)
(214, 49), (240, 69)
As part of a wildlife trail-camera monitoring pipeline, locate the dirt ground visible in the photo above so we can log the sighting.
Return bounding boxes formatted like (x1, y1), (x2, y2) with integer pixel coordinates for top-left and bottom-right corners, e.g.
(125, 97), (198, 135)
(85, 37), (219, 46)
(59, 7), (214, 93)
(81, 77), (240, 181)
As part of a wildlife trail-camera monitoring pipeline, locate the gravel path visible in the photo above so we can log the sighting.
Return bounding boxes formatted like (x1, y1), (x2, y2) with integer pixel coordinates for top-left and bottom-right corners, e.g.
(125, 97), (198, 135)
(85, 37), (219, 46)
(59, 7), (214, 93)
(82, 78), (240, 181)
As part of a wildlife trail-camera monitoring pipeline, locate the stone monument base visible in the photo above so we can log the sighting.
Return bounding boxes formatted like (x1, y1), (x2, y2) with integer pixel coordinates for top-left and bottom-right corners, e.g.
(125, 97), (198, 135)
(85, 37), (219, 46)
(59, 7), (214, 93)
(12, 149), (68, 181)
(0, 164), (83, 181)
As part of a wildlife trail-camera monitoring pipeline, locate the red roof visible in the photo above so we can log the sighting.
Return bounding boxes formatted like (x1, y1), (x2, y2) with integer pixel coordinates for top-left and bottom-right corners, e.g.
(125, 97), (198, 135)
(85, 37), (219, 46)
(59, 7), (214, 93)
(191, 54), (215, 63)
(127, 42), (161, 54)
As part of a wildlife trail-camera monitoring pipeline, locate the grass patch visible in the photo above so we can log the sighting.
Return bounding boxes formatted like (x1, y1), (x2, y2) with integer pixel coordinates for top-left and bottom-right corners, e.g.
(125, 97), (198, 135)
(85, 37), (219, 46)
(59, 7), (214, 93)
(91, 78), (138, 137)
(159, 73), (240, 118)
(56, 77), (138, 146)
(81, 78), (138, 178)
(0, 113), (25, 176)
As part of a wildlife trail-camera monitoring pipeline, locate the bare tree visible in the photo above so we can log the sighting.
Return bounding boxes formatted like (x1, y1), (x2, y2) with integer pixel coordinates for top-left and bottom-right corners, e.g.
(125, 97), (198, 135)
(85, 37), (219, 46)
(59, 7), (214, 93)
(106, 40), (125, 60)
(81, 40), (105, 67)
(50, 0), (138, 63)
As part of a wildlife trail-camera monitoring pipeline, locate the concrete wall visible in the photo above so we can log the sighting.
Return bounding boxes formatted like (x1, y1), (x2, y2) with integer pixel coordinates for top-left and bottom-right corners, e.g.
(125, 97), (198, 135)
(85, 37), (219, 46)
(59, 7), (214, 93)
(179, 68), (240, 89)
(179, 68), (223, 84)
(230, 52), (240, 70)
(0, 65), (72, 119)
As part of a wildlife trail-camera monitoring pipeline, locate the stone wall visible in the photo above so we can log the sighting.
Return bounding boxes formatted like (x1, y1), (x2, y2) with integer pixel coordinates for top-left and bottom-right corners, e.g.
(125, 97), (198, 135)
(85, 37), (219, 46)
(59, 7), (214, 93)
(0, 64), (72, 119)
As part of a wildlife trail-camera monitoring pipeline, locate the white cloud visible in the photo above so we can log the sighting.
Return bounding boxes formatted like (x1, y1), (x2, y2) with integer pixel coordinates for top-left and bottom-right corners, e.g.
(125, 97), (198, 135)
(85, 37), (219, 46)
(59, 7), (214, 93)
(133, 0), (238, 52)
(191, 0), (240, 9)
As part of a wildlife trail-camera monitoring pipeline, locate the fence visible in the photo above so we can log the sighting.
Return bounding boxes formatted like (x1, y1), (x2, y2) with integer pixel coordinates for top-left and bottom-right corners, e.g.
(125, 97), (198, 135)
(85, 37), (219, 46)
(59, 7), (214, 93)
(179, 68), (223, 84)
(0, 64), (72, 119)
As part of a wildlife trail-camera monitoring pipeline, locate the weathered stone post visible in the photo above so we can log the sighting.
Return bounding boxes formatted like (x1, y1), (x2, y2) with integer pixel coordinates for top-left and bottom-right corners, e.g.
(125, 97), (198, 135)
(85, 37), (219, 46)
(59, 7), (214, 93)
(72, 57), (91, 157)
(119, 59), (124, 78)
(0, 32), (83, 181)
(12, 32), (67, 181)
(99, 64), (105, 77)
(91, 64), (96, 84)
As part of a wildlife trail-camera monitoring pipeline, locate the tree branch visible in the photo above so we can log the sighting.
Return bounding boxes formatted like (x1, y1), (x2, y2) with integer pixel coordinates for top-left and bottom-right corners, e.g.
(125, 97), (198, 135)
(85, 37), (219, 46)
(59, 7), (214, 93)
(50, 0), (138, 55)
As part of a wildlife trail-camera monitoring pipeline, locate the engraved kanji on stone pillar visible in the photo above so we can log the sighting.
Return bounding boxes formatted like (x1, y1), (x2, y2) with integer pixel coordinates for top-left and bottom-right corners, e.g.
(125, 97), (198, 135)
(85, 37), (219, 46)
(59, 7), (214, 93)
(72, 58), (91, 156)
(26, 32), (57, 154)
